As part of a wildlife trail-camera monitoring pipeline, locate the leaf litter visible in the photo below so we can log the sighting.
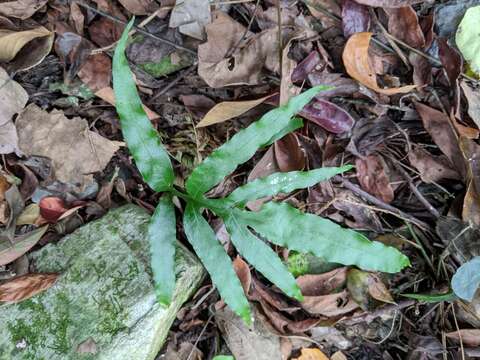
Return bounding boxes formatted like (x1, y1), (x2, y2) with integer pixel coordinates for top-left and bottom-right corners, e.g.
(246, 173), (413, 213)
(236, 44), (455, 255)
(2, 0), (480, 358)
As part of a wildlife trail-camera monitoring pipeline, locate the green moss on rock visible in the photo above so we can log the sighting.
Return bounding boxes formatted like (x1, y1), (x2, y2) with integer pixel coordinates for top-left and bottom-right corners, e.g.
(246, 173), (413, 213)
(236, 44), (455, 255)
(0, 205), (204, 360)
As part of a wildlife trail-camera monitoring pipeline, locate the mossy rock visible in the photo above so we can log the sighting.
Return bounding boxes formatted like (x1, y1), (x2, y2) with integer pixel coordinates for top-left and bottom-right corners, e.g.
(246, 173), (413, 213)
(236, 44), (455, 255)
(0, 205), (205, 360)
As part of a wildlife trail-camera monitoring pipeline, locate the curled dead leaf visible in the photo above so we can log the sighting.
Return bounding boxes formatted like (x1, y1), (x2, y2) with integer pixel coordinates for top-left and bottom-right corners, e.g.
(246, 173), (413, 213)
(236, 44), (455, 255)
(233, 256), (251, 295)
(301, 289), (359, 316)
(0, 26), (51, 63)
(0, 273), (58, 302)
(347, 269), (394, 311)
(342, 32), (416, 95)
(39, 197), (69, 223)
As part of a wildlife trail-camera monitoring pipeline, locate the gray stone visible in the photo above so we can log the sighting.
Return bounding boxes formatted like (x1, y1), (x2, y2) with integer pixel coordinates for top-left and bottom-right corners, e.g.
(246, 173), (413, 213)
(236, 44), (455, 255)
(0, 205), (205, 360)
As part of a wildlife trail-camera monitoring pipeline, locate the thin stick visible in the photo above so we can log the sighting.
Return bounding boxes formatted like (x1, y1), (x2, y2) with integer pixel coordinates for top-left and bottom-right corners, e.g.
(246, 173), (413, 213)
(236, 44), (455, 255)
(150, 64), (197, 101)
(276, 0), (283, 77)
(393, 162), (440, 218)
(75, 1), (196, 55)
(335, 176), (429, 229)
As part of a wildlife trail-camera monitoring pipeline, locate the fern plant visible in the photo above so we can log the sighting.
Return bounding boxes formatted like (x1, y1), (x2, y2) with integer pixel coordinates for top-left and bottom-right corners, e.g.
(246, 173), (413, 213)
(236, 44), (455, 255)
(113, 19), (410, 323)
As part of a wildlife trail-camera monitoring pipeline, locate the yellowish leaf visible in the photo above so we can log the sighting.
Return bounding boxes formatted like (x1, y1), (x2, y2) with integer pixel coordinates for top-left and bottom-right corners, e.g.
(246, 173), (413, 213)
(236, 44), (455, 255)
(293, 348), (330, 360)
(342, 32), (416, 95)
(16, 203), (40, 225)
(0, 26), (51, 62)
(196, 94), (274, 127)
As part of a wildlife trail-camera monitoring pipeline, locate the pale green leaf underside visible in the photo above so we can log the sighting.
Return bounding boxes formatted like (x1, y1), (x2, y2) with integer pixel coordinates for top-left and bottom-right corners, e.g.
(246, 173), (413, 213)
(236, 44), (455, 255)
(148, 194), (176, 305)
(185, 86), (330, 198)
(227, 165), (352, 205)
(183, 202), (251, 323)
(224, 214), (303, 301)
(113, 18), (174, 192)
(239, 201), (410, 273)
(456, 5), (480, 75)
(451, 256), (480, 301)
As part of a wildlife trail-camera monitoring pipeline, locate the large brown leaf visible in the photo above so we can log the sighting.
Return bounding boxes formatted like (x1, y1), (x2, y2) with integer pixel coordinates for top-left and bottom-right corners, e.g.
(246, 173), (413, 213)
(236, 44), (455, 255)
(0, 273), (58, 302)
(415, 102), (465, 177)
(0, 226), (47, 266)
(355, 154), (394, 203)
(198, 12), (279, 88)
(353, 0), (424, 7)
(385, 6), (425, 48)
(446, 329), (480, 347)
(342, 32), (416, 95)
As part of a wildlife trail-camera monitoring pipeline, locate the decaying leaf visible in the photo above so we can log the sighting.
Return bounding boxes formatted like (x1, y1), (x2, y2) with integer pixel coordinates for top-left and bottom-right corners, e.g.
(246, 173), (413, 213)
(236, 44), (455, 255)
(0, 0), (47, 20)
(16, 203), (40, 225)
(16, 104), (122, 191)
(197, 94), (273, 127)
(78, 53), (112, 92)
(198, 12), (279, 88)
(446, 329), (480, 346)
(355, 154), (394, 203)
(347, 269), (394, 310)
(415, 102), (465, 177)
(0, 226), (47, 266)
(461, 81), (480, 129)
(342, 0), (370, 38)
(385, 6), (425, 48)
(301, 290), (359, 316)
(300, 99), (355, 133)
(274, 133), (305, 172)
(408, 147), (460, 183)
(169, 0), (211, 40)
(39, 197), (69, 223)
(0, 273), (58, 303)
(342, 32), (416, 95)
(353, 0), (424, 7)
(297, 267), (348, 296)
(293, 348), (329, 360)
(0, 26), (51, 63)
(0, 66), (28, 155)
(233, 256), (252, 295)
(117, 0), (155, 15)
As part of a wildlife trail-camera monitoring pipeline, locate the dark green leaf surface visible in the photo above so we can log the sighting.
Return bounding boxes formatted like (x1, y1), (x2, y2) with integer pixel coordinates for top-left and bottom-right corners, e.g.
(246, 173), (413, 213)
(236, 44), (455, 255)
(148, 194), (176, 305)
(183, 202), (251, 323)
(224, 213), (303, 301)
(263, 117), (304, 147)
(239, 202), (410, 273)
(451, 256), (480, 301)
(113, 18), (174, 192)
(227, 165), (352, 205)
(185, 86), (329, 198)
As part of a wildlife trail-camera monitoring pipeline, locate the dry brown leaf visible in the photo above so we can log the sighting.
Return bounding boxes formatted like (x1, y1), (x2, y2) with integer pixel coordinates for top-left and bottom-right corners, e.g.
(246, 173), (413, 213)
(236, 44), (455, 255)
(117, 0), (155, 15)
(408, 147), (460, 183)
(385, 6), (425, 49)
(446, 329), (480, 346)
(274, 133), (305, 172)
(198, 12), (279, 88)
(0, 66), (28, 155)
(355, 154), (394, 203)
(0, 273), (58, 302)
(78, 53), (112, 92)
(16, 104), (122, 191)
(297, 267), (348, 296)
(347, 269), (394, 310)
(233, 256), (251, 295)
(0, 226), (47, 266)
(0, 0), (47, 19)
(415, 102), (465, 177)
(293, 348), (330, 360)
(95, 87), (159, 120)
(196, 94), (273, 127)
(0, 26), (51, 62)
(461, 81), (480, 130)
(301, 290), (359, 316)
(342, 32), (416, 95)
